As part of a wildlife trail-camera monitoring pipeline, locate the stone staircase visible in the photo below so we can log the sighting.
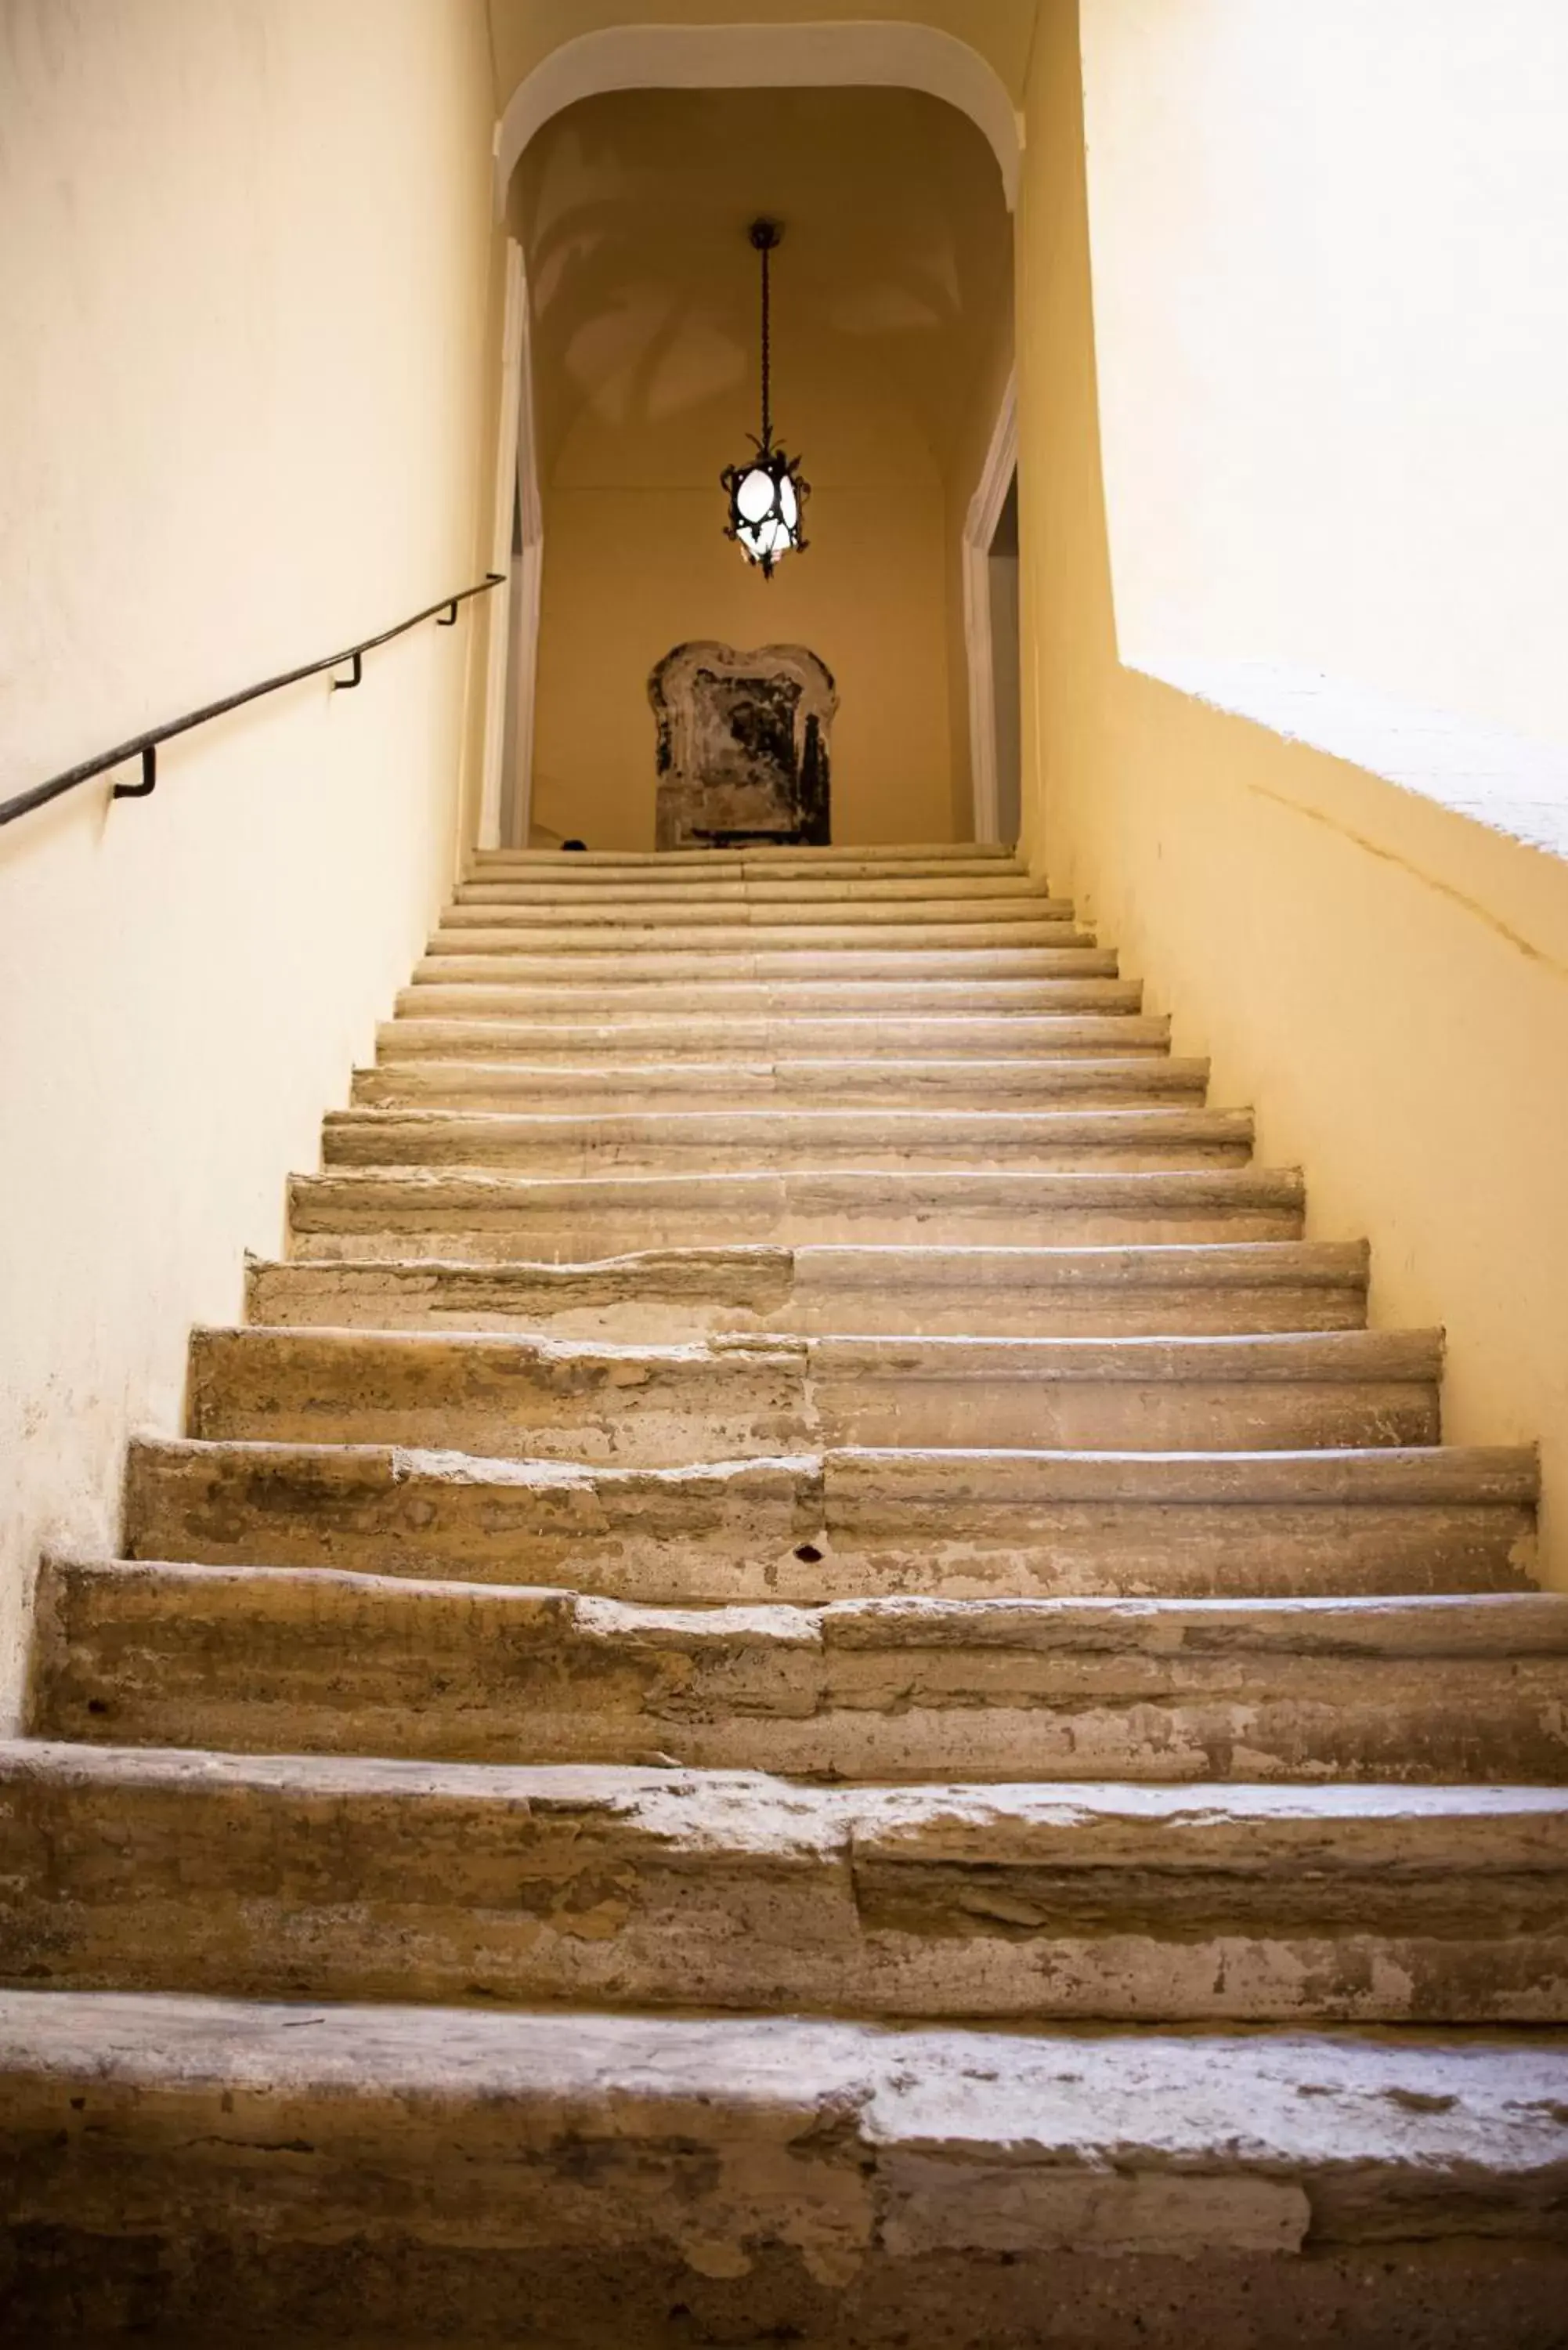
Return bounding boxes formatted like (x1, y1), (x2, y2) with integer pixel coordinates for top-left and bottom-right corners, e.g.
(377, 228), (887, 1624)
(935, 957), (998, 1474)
(5, 841), (1568, 2346)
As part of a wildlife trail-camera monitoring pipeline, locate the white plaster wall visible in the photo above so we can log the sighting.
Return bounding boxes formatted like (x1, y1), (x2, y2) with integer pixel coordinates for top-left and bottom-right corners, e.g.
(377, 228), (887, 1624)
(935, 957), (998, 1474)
(0, 0), (495, 1722)
(1081, 0), (1568, 760)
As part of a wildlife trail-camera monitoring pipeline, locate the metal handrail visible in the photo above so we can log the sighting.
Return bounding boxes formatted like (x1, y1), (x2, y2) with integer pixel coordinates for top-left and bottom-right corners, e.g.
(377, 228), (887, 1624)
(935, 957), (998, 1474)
(0, 572), (507, 831)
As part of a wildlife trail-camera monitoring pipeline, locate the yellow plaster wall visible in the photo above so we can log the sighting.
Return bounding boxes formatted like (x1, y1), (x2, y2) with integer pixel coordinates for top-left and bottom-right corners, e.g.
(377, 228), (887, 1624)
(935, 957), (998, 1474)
(1014, 0), (1568, 1580)
(1079, 0), (1568, 754)
(531, 379), (952, 851)
(0, 0), (497, 1723)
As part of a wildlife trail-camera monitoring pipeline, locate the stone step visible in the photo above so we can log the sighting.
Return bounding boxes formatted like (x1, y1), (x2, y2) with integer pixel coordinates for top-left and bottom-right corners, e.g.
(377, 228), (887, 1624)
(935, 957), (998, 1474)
(186, 1327), (1442, 1463)
(37, 1559), (1568, 1784)
(287, 1165), (1305, 1258)
(318, 1105), (1255, 1178)
(443, 897), (1079, 931)
(246, 1239), (1371, 1340)
(398, 977), (1145, 1021)
(349, 1057), (1212, 1115)
(123, 1439), (1538, 1602)
(5, 1994), (1566, 2348)
(472, 842), (1024, 873)
(411, 940), (1109, 978)
(5, 1742), (1566, 2021)
(457, 872), (1061, 906)
(377, 1014), (1172, 1063)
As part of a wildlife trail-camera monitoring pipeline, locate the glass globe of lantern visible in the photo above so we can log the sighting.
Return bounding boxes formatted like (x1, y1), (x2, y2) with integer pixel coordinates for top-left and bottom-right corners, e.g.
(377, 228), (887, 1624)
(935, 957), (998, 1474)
(736, 467), (775, 525)
(727, 454), (806, 571)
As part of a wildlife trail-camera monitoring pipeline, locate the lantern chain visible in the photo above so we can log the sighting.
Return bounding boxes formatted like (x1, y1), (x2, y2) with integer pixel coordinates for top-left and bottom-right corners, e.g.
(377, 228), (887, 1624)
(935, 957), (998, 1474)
(760, 233), (772, 454)
(750, 216), (781, 456)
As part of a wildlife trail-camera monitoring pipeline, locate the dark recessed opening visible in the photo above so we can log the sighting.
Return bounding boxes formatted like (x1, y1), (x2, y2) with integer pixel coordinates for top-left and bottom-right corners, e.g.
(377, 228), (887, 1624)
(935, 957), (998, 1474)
(793, 1542), (824, 1564)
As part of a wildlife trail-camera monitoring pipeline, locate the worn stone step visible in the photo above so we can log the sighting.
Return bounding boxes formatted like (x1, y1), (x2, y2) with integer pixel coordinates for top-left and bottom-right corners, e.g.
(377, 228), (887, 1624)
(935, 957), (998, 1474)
(5, 1994), (1566, 2349)
(123, 1440), (1538, 1602)
(472, 843), (1024, 874)
(417, 946), (1117, 987)
(457, 872), (1062, 906)
(385, 1003), (1157, 1050)
(397, 977), (1146, 1021)
(436, 916), (1089, 952)
(247, 1240), (1371, 1340)
(443, 898), (1079, 932)
(319, 1105), (1255, 1179)
(187, 1327), (1442, 1462)
(5, 1744), (1567, 2021)
(350, 1058), (1212, 1115)
(287, 1166), (1304, 1260)
(811, 1330), (1440, 1452)
(190, 1329), (811, 1466)
(38, 1560), (1568, 1784)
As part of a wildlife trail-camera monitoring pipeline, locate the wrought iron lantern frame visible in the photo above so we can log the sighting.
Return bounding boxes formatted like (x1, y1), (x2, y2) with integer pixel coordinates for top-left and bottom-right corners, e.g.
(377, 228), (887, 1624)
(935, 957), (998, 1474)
(721, 218), (810, 579)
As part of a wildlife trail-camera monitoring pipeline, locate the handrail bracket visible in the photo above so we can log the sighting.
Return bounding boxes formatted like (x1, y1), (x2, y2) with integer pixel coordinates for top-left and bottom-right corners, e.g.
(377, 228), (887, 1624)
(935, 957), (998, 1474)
(112, 746), (158, 802)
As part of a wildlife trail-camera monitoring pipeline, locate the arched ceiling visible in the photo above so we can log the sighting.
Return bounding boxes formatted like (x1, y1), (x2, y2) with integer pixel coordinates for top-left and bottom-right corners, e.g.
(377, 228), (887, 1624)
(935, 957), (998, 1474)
(486, 3), (1042, 110)
(513, 84), (1013, 490)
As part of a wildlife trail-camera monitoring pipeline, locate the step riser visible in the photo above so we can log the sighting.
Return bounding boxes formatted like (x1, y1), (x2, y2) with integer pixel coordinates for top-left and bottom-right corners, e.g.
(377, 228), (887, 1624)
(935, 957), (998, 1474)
(439, 909), (1082, 938)
(38, 1567), (1568, 1785)
(189, 1380), (1438, 1463)
(457, 876), (1060, 905)
(397, 982), (1147, 1021)
(318, 1128), (1255, 1180)
(190, 1336), (811, 1468)
(5, 1998), (1566, 2350)
(245, 1261), (1370, 1340)
(190, 1325), (1443, 1464)
(5, 1759), (1566, 2022)
(471, 849), (1025, 875)
(432, 928), (1093, 960)
(417, 949), (1116, 983)
(288, 1205), (1304, 1258)
(124, 1448), (1537, 1603)
(824, 1379), (1437, 1454)
(288, 1171), (1305, 1259)
(465, 855), (1029, 874)
(376, 1017), (1171, 1061)
(350, 1065), (1211, 1114)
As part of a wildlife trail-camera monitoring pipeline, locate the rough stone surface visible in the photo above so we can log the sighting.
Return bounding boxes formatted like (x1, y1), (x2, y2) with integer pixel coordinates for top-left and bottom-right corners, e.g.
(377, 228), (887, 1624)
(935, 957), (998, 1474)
(247, 1238), (1371, 1340)
(5, 841), (1560, 2335)
(186, 1324), (1441, 1461)
(121, 1437), (1538, 1598)
(34, 1560), (1568, 1782)
(287, 1163), (1309, 1260)
(318, 1102), (1257, 1175)
(5, 1744), (1568, 2019)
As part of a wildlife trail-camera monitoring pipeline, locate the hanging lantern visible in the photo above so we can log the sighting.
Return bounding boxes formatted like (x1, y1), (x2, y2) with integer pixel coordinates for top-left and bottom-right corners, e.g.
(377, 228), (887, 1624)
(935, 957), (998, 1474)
(721, 219), (810, 579)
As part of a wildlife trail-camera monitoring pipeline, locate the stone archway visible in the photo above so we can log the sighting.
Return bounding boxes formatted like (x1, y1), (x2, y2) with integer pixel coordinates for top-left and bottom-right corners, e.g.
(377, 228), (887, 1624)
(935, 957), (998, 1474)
(493, 23), (1021, 215)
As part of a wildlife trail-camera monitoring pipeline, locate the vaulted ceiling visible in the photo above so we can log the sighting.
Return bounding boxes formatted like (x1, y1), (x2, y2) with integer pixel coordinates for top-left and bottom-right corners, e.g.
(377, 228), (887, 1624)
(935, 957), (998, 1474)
(511, 83), (1013, 489)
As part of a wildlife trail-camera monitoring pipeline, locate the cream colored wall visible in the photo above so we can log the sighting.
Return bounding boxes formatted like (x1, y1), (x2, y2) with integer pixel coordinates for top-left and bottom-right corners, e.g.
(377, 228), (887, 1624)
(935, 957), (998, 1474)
(1079, 0), (1568, 757)
(0, 0), (497, 1723)
(533, 382), (952, 850)
(1015, 0), (1568, 1581)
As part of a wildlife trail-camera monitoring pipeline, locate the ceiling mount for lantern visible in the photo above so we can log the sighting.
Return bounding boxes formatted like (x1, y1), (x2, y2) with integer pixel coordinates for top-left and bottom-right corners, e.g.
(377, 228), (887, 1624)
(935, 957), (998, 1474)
(721, 217), (810, 579)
